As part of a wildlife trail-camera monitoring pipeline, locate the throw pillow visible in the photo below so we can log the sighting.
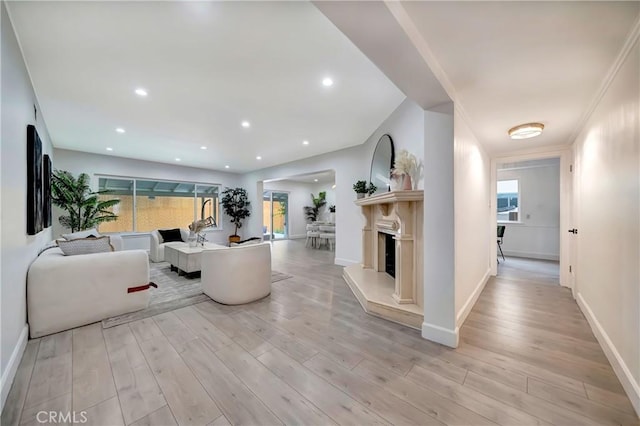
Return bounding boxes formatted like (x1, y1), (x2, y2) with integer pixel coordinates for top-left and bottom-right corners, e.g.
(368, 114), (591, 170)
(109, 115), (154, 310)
(158, 228), (183, 243)
(61, 228), (101, 240)
(57, 236), (114, 256)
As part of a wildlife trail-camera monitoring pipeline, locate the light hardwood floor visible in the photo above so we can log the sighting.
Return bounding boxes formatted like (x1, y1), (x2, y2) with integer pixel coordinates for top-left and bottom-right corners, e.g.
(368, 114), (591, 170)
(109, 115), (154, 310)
(2, 240), (638, 425)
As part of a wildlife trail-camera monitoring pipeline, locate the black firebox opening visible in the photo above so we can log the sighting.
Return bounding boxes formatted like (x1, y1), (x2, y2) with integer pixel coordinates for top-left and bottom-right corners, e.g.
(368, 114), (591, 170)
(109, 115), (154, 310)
(385, 233), (396, 278)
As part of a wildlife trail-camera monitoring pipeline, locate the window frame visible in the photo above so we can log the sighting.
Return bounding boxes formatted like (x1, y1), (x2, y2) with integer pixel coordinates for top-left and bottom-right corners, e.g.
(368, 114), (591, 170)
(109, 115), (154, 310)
(496, 178), (521, 224)
(96, 174), (223, 233)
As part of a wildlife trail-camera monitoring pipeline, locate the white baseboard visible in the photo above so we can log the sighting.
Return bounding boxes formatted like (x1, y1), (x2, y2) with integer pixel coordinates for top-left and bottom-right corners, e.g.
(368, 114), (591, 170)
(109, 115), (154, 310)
(502, 249), (559, 261)
(456, 268), (490, 327)
(335, 258), (359, 267)
(421, 322), (459, 348)
(1, 324), (29, 411)
(577, 293), (640, 417)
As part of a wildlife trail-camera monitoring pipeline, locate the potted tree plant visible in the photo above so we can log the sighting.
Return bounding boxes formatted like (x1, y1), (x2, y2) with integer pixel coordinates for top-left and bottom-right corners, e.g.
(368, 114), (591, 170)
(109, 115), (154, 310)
(303, 191), (326, 223)
(51, 170), (120, 232)
(353, 180), (367, 199)
(220, 187), (251, 243)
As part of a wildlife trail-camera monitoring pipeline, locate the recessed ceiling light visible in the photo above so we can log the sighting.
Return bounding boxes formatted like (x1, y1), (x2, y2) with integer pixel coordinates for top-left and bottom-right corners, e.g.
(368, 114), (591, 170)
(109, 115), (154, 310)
(508, 122), (544, 139)
(314, 179), (318, 182)
(135, 88), (148, 97)
(224, 165), (230, 169)
(322, 77), (334, 87)
(200, 146), (207, 150)
(106, 147), (113, 151)
(256, 156), (262, 160)
(115, 127), (125, 133)
(241, 121), (251, 128)
(332, 184), (336, 189)
(175, 158), (181, 162)
(302, 140), (309, 145)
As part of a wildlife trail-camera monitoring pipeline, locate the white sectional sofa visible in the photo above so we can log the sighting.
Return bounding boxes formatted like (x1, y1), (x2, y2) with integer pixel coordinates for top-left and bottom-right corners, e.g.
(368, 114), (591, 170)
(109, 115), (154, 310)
(27, 236), (151, 338)
(149, 228), (190, 262)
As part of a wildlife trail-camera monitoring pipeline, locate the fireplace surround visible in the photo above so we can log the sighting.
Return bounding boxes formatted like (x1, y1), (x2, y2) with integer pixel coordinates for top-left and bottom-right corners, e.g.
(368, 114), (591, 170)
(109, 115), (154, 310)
(343, 190), (424, 328)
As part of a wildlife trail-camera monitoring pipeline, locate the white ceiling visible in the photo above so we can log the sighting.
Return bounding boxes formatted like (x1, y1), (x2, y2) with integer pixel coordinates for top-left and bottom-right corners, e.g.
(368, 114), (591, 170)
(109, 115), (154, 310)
(399, 1), (640, 154)
(6, 1), (405, 172)
(266, 169), (335, 185)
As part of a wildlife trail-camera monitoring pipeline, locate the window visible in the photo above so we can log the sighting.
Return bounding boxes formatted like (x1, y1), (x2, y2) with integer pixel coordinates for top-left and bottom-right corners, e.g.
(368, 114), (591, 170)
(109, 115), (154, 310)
(497, 179), (519, 222)
(97, 176), (221, 233)
(97, 177), (134, 232)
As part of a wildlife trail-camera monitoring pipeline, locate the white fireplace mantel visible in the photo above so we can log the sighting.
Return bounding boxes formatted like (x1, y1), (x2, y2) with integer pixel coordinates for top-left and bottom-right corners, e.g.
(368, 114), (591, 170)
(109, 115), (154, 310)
(343, 190), (424, 329)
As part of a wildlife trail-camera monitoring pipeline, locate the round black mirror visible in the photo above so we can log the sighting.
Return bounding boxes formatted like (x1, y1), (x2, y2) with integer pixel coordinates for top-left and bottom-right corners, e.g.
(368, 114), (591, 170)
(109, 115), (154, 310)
(369, 134), (395, 194)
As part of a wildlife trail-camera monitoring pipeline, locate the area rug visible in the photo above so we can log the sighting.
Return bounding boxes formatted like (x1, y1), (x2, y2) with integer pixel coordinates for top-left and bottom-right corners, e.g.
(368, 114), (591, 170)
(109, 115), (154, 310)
(102, 261), (292, 328)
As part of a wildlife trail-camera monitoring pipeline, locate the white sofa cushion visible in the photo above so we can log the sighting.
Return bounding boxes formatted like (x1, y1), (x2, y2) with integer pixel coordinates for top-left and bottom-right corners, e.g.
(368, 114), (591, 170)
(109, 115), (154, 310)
(57, 236), (114, 256)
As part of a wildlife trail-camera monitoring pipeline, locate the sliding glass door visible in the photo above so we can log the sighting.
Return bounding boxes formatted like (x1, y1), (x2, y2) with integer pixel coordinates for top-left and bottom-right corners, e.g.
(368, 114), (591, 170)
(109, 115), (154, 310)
(262, 191), (288, 240)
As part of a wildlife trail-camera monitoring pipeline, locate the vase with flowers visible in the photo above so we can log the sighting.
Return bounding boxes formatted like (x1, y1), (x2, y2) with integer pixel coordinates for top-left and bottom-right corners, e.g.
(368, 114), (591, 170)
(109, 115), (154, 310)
(392, 149), (418, 190)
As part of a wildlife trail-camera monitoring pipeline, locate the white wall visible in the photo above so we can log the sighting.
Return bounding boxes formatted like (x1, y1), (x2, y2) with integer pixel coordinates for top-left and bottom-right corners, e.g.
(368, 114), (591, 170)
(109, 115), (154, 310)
(0, 2), (55, 408)
(498, 162), (560, 260)
(263, 180), (317, 239)
(453, 111), (492, 327)
(52, 149), (243, 246)
(422, 108), (457, 346)
(572, 38), (639, 414)
(242, 98), (422, 266)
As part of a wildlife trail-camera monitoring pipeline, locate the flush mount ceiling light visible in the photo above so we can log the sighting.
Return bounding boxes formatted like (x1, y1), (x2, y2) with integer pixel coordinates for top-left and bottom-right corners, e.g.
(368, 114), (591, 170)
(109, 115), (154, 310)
(135, 88), (148, 97)
(322, 77), (334, 87)
(241, 121), (251, 128)
(115, 127), (125, 133)
(508, 122), (544, 139)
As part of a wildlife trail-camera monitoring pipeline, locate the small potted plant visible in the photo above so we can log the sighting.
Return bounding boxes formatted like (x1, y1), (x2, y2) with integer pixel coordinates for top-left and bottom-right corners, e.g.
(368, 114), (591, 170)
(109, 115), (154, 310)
(367, 182), (377, 197)
(353, 180), (367, 199)
(328, 205), (336, 223)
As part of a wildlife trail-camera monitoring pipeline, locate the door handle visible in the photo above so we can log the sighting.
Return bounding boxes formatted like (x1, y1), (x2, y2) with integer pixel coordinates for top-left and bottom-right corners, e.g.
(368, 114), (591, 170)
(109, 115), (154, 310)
(568, 229), (578, 234)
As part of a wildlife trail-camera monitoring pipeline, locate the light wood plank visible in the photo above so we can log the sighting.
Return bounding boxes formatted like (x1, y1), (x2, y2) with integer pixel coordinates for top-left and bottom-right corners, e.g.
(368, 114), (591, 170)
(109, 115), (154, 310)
(464, 371), (602, 425)
(83, 396), (124, 426)
(232, 311), (318, 363)
(20, 393), (71, 425)
(106, 326), (166, 426)
(1, 339), (40, 426)
(171, 306), (233, 352)
(129, 405), (177, 426)
(353, 359), (498, 425)
(215, 343), (334, 425)
(257, 348), (390, 425)
(527, 378), (639, 425)
(304, 354), (445, 425)
(193, 302), (273, 356)
(180, 339), (282, 426)
(129, 318), (163, 343)
(139, 335), (221, 426)
(103, 324), (146, 368)
(406, 364), (551, 426)
(72, 324), (117, 411)
(584, 382), (639, 416)
(152, 312), (197, 353)
(23, 331), (72, 409)
(209, 415), (231, 426)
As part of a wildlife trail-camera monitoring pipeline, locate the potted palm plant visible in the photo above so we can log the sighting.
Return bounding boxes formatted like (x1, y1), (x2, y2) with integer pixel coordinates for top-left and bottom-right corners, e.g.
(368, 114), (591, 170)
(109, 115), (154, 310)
(220, 187), (251, 243)
(51, 170), (120, 232)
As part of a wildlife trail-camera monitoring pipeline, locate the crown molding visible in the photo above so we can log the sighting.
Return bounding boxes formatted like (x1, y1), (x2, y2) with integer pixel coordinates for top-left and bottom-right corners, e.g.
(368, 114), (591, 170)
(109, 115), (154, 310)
(567, 13), (640, 145)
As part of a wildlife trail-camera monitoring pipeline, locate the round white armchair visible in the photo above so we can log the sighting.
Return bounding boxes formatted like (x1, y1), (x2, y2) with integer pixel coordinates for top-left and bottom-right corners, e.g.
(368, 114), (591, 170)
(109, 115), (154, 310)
(201, 242), (272, 305)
